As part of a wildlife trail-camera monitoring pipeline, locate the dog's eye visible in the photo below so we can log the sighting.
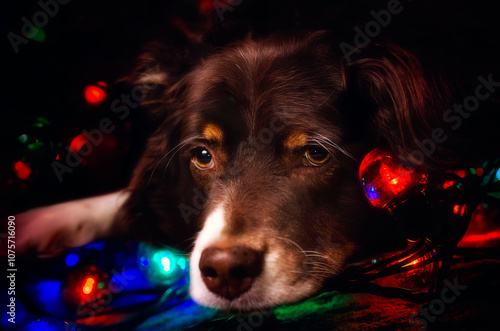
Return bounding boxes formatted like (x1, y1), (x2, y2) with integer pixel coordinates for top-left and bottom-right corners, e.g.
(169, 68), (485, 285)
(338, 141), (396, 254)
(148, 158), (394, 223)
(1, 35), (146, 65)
(193, 148), (214, 170)
(304, 146), (330, 166)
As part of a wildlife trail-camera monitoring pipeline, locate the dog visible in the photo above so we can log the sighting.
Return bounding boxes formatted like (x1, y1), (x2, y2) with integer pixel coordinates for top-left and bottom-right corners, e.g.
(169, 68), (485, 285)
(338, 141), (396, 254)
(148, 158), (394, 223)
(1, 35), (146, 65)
(16, 31), (457, 311)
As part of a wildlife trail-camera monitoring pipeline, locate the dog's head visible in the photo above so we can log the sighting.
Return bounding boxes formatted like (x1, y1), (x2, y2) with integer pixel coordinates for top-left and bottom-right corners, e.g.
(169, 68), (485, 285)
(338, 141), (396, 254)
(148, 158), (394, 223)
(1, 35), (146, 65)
(121, 32), (454, 310)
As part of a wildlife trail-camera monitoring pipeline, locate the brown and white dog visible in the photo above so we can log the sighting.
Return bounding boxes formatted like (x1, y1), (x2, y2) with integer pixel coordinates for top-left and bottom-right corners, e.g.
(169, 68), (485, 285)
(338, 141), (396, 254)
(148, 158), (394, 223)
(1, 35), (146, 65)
(16, 31), (456, 311)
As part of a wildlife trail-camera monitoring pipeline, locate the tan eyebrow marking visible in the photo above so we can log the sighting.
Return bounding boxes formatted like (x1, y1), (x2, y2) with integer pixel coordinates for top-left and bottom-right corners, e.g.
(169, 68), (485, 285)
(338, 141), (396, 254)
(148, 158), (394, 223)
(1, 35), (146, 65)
(284, 132), (308, 150)
(202, 123), (224, 143)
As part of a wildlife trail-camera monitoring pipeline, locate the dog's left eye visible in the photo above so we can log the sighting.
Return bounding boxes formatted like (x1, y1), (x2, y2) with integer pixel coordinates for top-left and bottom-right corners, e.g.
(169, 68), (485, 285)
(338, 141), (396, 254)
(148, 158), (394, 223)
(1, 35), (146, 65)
(304, 146), (330, 166)
(193, 148), (214, 170)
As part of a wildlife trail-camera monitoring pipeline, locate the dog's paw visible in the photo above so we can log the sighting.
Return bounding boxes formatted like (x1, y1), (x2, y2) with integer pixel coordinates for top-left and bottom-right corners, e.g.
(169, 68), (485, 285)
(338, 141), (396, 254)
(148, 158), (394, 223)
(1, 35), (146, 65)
(14, 204), (92, 257)
(13, 190), (129, 257)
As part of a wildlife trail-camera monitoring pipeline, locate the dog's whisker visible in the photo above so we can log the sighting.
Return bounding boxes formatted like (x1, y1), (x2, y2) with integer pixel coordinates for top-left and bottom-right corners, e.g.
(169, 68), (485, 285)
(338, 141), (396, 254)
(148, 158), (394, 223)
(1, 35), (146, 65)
(147, 136), (200, 185)
(184, 235), (199, 247)
(307, 270), (332, 278)
(304, 260), (335, 269)
(273, 236), (309, 258)
(162, 136), (203, 178)
(311, 134), (356, 160)
(309, 271), (334, 278)
(285, 269), (304, 275)
(147, 152), (171, 185)
(303, 250), (331, 259)
(304, 253), (329, 259)
(305, 256), (330, 262)
(313, 137), (354, 160)
(302, 249), (325, 253)
(308, 265), (334, 272)
(162, 148), (183, 178)
(304, 260), (333, 267)
(306, 253), (327, 258)
(308, 266), (336, 274)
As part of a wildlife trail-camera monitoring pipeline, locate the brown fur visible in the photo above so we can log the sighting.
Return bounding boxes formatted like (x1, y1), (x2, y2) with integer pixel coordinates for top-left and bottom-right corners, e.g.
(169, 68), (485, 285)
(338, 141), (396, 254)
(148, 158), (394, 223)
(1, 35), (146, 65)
(119, 31), (457, 307)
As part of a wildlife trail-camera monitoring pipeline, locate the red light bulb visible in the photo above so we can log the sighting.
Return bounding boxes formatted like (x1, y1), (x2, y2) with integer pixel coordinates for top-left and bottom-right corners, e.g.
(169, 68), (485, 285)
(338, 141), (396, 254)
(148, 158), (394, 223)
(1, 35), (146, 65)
(359, 148), (428, 211)
(82, 276), (95, 295)
(69, 133), (88, 154)
(84, 85), (107, 104)
(13, 161), (32, 180)
(63, 266), (108, 308)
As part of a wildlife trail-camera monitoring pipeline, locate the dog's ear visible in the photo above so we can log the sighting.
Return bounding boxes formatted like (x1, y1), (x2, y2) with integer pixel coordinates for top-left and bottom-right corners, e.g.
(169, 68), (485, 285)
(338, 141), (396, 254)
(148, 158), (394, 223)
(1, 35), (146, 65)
(340, 43), (459, 168)
(119, 38), (207, 249)
(125, 33), (210, 120)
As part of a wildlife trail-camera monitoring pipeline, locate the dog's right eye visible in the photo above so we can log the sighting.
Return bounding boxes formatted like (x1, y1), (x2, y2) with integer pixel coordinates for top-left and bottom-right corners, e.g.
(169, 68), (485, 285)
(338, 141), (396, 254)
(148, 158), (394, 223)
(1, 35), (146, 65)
(193, 148), (214, 170)
(304, 146), (331, 166)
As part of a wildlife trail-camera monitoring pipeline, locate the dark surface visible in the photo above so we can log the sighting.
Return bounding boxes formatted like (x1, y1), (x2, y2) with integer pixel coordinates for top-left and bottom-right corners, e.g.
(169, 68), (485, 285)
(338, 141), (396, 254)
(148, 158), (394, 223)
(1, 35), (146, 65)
(191, 259), (500, 330)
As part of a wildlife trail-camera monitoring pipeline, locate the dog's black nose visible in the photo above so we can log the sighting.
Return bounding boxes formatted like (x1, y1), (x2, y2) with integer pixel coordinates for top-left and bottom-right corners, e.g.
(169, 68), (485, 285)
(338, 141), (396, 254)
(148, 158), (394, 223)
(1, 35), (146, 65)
(199, 245), (263, 300)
